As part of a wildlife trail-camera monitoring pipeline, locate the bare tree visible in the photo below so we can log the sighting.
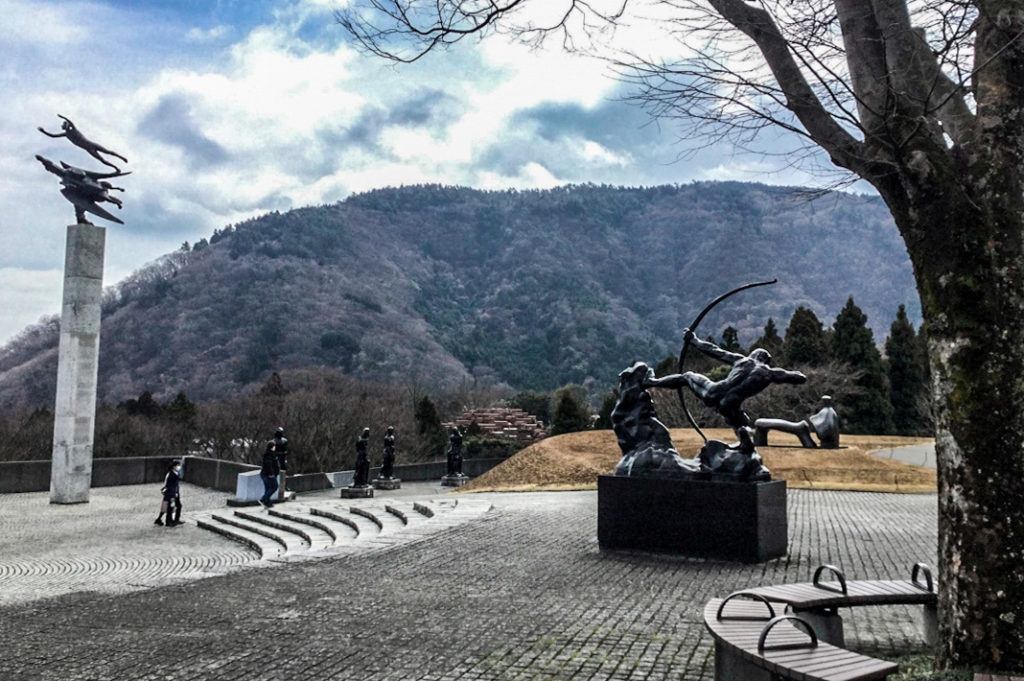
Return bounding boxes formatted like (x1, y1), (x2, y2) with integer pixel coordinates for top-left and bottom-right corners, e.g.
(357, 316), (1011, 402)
(339, 0), (1024, 668)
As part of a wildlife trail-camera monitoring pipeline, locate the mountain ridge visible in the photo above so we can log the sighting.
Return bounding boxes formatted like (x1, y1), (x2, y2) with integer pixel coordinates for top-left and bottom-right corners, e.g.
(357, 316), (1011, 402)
(0, 181), (920, 406)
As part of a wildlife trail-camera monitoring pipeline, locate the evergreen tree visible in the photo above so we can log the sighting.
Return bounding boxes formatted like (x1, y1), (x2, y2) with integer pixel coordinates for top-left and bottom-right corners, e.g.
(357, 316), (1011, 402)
(832, 297), (894, 434)
(508, 390), (551, 426)
(885, 305), (928, 434)
(594, 390), (617, 430)
(550, 384), (591, 435)
(783, 307), (829, 366)
(720, 326), (743, 353)
(165, 391), (197, 423)
(750, 318), (784, 361)
(413, 395), (446, 456)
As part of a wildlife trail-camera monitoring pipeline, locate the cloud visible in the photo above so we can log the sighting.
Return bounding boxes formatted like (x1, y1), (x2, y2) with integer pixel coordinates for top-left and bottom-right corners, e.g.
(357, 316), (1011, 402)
(0, 267), (62, 345)
(137, 93), (231, 169)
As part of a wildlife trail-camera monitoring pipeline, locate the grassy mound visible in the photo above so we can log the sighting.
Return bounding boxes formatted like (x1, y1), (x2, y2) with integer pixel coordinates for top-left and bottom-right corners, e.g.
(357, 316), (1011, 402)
(457, 428), (935, 494)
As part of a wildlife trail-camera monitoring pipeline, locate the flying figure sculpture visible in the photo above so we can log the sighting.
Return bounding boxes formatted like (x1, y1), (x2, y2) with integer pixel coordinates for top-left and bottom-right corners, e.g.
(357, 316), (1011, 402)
(36, 156), (128, 225)
(36, 115), (130, 225)
(38, 115), (128, 171)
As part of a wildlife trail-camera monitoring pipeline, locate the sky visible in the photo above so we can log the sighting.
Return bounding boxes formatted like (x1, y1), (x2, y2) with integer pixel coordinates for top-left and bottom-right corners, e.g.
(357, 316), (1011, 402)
(0, 0), (856, 345)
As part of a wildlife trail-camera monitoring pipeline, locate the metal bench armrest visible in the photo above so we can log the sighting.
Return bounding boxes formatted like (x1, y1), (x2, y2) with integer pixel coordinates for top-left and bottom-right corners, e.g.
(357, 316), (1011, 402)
(813, 563), (848, 594)
(912, 563), (934, 592)
(757, 615), (819, 652)
(717, 591), (776, 621)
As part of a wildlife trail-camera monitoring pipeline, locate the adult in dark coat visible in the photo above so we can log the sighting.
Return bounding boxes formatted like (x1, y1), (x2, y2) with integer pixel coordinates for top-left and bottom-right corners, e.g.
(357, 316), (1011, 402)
(259, 441), (280, 508)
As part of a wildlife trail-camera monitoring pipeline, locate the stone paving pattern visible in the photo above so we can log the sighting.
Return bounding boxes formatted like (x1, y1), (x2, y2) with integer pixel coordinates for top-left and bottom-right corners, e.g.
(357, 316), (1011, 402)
(0, 485), (937, 680)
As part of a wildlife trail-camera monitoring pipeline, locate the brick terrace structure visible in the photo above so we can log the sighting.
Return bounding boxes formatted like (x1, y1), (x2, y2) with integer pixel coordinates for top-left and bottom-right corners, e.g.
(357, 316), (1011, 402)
(444, 407), (547, 442)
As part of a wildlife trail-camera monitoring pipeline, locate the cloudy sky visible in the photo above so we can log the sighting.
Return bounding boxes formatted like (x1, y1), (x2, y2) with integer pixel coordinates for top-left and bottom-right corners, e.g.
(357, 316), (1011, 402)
(0, 0), (848, 345)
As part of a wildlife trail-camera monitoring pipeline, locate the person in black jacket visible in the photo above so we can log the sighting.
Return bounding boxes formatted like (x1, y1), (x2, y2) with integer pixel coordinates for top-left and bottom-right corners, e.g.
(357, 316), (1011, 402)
(259, 441), (280, 509)
(156, 460), (182, 527)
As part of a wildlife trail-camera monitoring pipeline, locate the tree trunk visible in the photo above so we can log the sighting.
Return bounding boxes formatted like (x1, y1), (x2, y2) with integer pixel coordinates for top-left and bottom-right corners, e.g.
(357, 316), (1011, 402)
(878, 152), (1024, 667)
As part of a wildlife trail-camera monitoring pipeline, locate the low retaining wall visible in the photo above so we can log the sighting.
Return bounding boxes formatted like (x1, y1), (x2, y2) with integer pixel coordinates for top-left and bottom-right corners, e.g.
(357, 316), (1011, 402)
(1, 455), (507, 495)
(0, 456), (175, 494)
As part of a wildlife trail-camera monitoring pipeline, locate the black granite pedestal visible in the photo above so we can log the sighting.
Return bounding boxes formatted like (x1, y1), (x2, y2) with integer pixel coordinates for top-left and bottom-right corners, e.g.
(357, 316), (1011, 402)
(597, 475), (787, 563)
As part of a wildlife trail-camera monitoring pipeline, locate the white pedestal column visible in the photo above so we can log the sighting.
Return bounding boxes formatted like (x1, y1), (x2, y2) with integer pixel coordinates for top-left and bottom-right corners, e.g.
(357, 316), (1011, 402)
(50, 223), (105, 504)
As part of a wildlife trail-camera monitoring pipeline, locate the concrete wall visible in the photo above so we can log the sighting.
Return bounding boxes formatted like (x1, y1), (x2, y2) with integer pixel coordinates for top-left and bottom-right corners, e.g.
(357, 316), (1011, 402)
(181, 457), (258, 493)
(2, 456), (173, 494)
(1, 455), (507, 495)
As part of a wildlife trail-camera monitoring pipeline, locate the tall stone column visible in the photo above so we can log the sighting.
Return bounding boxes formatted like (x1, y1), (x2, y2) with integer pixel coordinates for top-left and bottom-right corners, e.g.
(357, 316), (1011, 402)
(50, 223), (105, 504)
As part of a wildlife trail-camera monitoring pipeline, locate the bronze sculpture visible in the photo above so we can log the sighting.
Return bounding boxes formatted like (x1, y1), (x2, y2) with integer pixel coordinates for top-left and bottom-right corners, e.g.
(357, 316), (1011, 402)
(650, 330), (807, 434)
(754, 396), (841, 448)
(352, 428), (371, 487)
(39, 115), (128, 171)
(37, 116), (130, 225)
(380, 426), (396, 479)
(446, 427), (464, 477)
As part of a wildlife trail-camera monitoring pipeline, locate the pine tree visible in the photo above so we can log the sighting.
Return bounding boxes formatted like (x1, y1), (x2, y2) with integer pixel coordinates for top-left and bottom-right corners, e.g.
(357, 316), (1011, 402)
(720, 326), (743, 353)
(414, 395), (446, 456)
(751, 318), (784, 360)
(783, 307), (829, 366)
(885, 306), (929, 435)
(832, 297), (894, 434)
(550, 384), (591, 435)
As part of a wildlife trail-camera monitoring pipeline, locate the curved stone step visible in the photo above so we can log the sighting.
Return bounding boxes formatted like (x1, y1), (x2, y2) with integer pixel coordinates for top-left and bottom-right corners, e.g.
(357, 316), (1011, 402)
(196, 497), (492, 559)
(310, 506), (380, 540)
(210, 512), (307, 555)
(234, 510), (334, 552)
(349, 504), (406, 534)
(195, 514), (284, 560)
(270, 506), (359, 545)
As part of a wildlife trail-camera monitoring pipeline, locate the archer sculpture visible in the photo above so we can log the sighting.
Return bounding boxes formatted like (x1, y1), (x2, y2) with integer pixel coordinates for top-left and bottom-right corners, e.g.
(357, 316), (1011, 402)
(37, 116), (130, 225)
(611, 279), (805, 482)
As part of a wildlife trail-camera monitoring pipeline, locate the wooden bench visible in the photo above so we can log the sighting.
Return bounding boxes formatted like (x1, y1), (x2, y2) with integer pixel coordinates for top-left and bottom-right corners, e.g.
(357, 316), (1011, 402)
(705, 593), (899, 681)
(744, 563), (938, 647)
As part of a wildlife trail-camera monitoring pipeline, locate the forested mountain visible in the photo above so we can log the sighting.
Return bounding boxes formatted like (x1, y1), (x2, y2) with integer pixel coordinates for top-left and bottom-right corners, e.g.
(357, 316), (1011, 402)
(0, 182), (919, 407)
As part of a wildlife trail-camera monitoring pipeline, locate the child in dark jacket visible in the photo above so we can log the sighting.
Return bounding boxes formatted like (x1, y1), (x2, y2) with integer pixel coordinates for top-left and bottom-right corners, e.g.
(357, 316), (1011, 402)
(156, 460), (182, 527)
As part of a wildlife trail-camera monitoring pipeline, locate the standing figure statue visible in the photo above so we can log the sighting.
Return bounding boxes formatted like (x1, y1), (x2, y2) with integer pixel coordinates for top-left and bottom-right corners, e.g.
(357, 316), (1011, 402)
(352, 428), (371, 487)
(380, 426), (396, 479)
(39, 115), (128, 171)
(446, 427), (464, 477)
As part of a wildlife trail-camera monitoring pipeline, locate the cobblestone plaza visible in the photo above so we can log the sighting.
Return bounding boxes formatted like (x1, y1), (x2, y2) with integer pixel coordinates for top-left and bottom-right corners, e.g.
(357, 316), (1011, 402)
(0, 482), (936, 680)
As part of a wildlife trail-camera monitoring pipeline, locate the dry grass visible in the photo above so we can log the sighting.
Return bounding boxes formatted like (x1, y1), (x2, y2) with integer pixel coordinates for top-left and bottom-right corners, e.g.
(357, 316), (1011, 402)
(457, 428), (936, 494)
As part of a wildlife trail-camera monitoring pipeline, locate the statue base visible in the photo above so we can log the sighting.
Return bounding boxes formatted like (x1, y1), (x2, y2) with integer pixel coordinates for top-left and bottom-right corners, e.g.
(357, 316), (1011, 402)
(597, 475), (787, 563)
(373, 478), (401, 490)
(341, 486), (374, 499)
(440, 474), (469, 487)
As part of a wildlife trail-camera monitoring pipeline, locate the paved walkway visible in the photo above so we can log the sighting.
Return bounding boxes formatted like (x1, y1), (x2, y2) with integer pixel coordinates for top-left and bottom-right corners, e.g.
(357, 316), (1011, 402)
(871, 442), (937, 469)
(0, 483), (938, 680)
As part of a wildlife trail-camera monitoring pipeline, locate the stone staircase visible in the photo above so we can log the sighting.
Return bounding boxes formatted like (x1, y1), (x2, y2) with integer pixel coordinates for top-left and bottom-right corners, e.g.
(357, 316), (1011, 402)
(193, 498), (490, 560)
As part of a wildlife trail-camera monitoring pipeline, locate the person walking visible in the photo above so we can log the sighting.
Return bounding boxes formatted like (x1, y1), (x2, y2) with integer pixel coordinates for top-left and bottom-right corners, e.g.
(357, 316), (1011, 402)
(156, 460), (182, 527)
(259, 441), (279, 509)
